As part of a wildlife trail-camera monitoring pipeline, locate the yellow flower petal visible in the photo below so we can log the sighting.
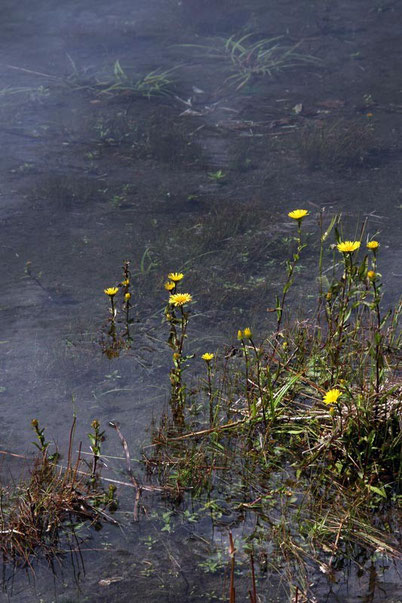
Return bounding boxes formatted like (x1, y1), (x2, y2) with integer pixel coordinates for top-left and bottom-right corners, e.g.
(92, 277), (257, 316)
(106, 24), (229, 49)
(337, 241), (361, 253)
(167, 272), (184, 282)
(323, 388), (342, 405)
(169, 293), (192, 307)
(202, 353), (214, 362)
(288, 209), (309, 220)
(104, 287), (119, 296)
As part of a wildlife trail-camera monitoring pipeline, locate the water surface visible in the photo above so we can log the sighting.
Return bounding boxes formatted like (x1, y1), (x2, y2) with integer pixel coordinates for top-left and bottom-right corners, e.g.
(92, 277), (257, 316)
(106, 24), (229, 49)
(1, 0), (401, 600)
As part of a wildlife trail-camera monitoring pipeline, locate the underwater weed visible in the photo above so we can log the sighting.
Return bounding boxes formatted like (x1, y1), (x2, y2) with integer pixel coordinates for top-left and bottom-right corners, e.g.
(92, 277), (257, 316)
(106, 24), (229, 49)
(181, 33), (320, 90)
(97, 61), (177, 99)
(297, 118), (374, 170)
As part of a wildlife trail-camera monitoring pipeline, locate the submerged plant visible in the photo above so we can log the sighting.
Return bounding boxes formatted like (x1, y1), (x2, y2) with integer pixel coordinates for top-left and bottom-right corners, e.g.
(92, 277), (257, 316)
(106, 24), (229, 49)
(297, 118), (374, 170)
(181, 33), (320, 90)
(97, 60), (177, 98)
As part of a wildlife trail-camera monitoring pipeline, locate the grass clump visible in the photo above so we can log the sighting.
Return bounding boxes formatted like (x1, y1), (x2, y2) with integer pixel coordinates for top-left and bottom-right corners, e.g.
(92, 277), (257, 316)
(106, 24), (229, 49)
(0, 418), (116, 566)
(182, 32), (320, 89)
(297, 117), (374, 170)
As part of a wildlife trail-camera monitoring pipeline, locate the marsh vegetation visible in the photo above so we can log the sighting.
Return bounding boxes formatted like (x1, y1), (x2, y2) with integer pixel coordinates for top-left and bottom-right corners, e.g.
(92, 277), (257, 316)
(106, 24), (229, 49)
(1, 0), (401, 600)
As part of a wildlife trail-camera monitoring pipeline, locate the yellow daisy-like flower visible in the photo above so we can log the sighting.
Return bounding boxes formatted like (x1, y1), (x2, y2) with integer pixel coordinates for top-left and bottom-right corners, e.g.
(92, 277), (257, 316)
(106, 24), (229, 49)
(104, 287), (119, 297)
(288, 209), (309, 220)
(337, 241), (361, 253)
(121, 279), (130, 286)
(169, 293), (192, 307)
(124, 292), (131, 301)
(243, 327), (252, 339)
(237, 329), (243, 341)
(366, 241), (379, 250)
(202, 353), (214, 362)
(367, 270), (376, 280)
(167, 272), (184, 282)
(164, 281), (175, 291)
(323, 388), (342, 405)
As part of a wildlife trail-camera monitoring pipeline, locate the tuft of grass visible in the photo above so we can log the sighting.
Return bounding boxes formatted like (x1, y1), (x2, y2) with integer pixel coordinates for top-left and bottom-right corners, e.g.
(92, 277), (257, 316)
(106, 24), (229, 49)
(96, 61), (177, 99)
(297, 117), (374, 170)
(180, 33), (320, 89)
(0, 419), (117, 565)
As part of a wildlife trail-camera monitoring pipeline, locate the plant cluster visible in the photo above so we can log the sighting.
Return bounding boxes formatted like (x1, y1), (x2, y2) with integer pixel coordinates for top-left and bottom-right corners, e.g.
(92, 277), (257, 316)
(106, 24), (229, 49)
(0, 419), (116, 565)
(96, 61), (176, 99)
(297, 117), (374, 170)
(2, 212), (400, 599)
(182, 33), (320, 89)
(144, 210), (401, 599)
(101, 260), (133, 358)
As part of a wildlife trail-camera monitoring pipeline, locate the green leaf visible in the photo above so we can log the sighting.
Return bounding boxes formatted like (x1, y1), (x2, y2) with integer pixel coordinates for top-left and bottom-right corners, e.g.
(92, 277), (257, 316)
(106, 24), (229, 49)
(368, 485), (387, 498)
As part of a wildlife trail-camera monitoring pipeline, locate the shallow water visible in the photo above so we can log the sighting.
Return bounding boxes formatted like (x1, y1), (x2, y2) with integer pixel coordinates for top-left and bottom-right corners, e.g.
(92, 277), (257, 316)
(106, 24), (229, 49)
(0, 0), (401, 600)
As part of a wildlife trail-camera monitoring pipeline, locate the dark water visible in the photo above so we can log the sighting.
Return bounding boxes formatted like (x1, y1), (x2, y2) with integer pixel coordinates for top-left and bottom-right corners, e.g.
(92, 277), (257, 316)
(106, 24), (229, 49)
(0, 0), (401, 600)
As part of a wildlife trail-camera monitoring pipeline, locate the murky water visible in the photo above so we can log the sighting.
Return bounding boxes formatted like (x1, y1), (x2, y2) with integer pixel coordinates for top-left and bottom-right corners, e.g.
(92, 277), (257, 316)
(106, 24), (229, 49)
(1, 0), (401, 600)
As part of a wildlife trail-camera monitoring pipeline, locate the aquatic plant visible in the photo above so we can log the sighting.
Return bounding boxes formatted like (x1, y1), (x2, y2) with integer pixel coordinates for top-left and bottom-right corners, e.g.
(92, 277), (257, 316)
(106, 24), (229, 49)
(101, 260), (133, 358)
(181, 33), (320, 89)
(164, 273), (194, 424)
(144, 211), (401, 600)
(0, 419), (116, 565)
(207, 169), (226, 182)
(97, 61), (177, 99)
(274, 208), (308, 334)
(297, 117), (374, 170)
(3, 212), (400, 598)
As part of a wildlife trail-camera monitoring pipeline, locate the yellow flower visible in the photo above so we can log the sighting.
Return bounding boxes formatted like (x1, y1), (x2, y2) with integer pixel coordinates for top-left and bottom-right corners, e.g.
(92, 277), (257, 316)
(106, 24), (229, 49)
(167, 272), (184, 282)
(124, 292), (131, 301)
(202, 353), (214, 362)
(367, 241), (379, 250)
(323, 388), (342, 405)
(169, 293), (192, 307)
(237, 329), (243, 341)
(164, 281), (175, 291)
(243, 327), (252, 339)
(367, 270), (376, 280)
(288, 209), (309, 220)
(104, 287), (119, 296)
(121, 279), (130, 286)
(337, 241), (361, 253)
